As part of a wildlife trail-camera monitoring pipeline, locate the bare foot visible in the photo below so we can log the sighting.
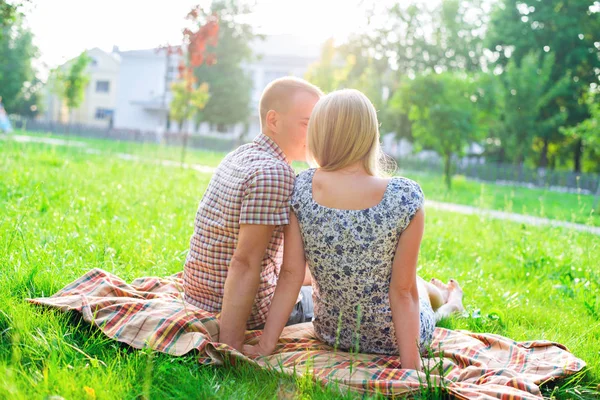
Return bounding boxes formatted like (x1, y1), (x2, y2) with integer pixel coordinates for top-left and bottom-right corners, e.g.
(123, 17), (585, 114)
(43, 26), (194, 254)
(446, 279), (465, 313)
(430, 278), (450, 303)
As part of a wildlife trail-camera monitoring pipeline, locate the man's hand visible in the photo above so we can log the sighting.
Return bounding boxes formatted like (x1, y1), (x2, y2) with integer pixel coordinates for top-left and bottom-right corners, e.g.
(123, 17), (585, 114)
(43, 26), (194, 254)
(219, 224), (275, 351)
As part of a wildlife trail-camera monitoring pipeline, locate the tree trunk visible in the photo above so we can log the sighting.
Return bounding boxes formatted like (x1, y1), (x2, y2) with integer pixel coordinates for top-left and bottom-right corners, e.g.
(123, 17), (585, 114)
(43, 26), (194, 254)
(498, 146), (506, 164)
(514, 151), (524, 167)
(594, 178), (600, 210)
(444, 153), (453, 190)
(236, 122), (250, 147)
(573, 138), (583, 173)
(180, 120), (187, 166)
(67, 108), (72, 139)
(539, 137), (549, 168)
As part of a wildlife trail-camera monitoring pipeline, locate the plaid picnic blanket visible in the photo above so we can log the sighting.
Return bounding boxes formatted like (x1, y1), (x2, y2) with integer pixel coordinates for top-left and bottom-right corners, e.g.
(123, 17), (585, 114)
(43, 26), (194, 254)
(29, 268), (585, 399)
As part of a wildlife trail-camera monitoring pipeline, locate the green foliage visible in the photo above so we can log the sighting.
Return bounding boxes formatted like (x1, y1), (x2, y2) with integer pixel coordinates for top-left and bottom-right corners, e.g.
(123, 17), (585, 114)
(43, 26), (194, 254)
(51, 52), (91, 120)
(383, 0), (488, 75)
(562, 90), (600, 155)
(11, 77), (43, 117)
(0, 0), (29, 35)
(169, 81), (210, 131)
(305, 38), (350, 93)
(496, 52), (571, 165)
(305, 37), (401, 137)
(487, 0), (600, 171)
(0, 12), (39, 115)
(194, 0), (258, 131)
(337, 0), (491, 140)
(396, 72), (484, 188)
(316, 0), (600, 173)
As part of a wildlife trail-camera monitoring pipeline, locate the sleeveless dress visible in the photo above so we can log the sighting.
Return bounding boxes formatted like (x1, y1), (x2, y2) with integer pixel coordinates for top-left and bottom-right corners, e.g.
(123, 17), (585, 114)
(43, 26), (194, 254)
(291, 169), (435, 355)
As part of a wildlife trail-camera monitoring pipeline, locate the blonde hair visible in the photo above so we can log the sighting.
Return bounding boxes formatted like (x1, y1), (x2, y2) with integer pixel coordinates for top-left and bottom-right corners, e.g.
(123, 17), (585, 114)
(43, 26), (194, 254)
(259, 77), (323, 129)
(307, 89), (395, 176)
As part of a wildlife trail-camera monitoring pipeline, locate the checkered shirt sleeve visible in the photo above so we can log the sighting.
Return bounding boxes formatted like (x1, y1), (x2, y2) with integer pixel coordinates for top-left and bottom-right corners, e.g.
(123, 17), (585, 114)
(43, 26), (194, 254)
(240, 164), (295, 226)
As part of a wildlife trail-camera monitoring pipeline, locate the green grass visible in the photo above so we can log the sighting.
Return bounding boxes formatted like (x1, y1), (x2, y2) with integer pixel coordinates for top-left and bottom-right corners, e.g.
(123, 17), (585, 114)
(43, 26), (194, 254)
(1, 136), (599, 399)
(14, 130), (228, 168)
(405, 171), (599, 227)
(13, 130), (600, 227)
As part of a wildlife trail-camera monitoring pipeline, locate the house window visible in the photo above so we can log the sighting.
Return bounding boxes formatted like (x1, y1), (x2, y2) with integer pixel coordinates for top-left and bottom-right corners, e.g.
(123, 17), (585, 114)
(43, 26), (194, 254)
(167, 65), (179, 83)
(95, 108), (114, 120)
(96, 81), (110, 93)
(90, 57), (98, 67)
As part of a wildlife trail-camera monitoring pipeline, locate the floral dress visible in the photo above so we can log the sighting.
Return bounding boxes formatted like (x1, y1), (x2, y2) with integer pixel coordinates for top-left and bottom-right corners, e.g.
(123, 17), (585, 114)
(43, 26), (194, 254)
(291, 169), (435, 355)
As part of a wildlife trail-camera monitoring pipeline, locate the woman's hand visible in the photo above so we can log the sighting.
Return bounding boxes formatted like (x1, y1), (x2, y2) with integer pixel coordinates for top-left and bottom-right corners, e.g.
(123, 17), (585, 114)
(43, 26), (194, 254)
(401, 356), (422, 371)
(242, 340), (276, 357)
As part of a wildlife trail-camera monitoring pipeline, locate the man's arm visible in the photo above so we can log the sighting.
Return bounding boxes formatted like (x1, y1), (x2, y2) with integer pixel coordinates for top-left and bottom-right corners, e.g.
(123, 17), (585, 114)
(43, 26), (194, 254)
(219, 224), (275, 351)
(244, 212), (306, 356)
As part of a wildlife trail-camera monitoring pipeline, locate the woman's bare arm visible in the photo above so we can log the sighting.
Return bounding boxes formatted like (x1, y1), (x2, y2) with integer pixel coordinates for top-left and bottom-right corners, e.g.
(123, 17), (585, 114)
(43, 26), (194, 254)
(389, 208), (425, 370)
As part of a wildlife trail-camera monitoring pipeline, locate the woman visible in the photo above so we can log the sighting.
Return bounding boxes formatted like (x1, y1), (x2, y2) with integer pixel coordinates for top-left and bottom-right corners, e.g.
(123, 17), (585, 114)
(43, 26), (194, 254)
(244, 89), (464, 370)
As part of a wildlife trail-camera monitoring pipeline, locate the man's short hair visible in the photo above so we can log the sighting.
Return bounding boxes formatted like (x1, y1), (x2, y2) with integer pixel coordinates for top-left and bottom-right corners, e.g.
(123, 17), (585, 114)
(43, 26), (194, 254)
(259, 77), (323, 128)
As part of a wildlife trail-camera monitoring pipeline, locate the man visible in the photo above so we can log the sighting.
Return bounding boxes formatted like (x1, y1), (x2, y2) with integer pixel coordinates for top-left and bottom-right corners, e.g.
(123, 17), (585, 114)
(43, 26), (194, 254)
(183, 77), (323, 351)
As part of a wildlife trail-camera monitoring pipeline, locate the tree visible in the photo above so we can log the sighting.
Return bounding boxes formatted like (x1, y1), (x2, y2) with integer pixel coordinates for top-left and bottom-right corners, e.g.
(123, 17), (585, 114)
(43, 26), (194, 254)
(193, 0), (259, 134)
(487, 0), (600, 172)
(0, 0), (29, 38)
(0, 12), (38, 115)
(306, 36), (400, 137)
(561, 90), (600, 172)
(168, 6), (218, 164)
(496, 52), (570, 166)
(396, 72), (484, 188)
(305, 38), (350, 93)
(355, 0), (491, 140)
(10, 77), (43, 118)
(561, 90), (600, 205)
(52, 52), (90, 124)
(170, 77), (210, 164)
(376, 0), (490, 76)
(170, 79), (210, 133)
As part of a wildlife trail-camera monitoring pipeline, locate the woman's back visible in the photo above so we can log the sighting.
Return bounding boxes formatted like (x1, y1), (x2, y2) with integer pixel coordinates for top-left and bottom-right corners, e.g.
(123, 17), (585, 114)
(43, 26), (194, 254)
(292, 168), (429, 354)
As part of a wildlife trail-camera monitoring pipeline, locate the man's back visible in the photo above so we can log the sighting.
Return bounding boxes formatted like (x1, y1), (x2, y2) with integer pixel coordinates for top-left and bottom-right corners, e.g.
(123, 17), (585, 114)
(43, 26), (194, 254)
(183, 134), (295, 328)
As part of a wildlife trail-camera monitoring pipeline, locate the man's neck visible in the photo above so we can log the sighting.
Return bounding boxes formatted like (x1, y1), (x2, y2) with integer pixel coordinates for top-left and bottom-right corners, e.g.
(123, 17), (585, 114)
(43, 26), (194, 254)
(261, 131), (292, 164)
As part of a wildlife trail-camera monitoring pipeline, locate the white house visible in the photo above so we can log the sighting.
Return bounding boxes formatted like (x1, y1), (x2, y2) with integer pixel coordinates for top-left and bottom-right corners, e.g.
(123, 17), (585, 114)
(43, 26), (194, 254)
(113, 47), (181, 135)
(44, 47), (120, 128)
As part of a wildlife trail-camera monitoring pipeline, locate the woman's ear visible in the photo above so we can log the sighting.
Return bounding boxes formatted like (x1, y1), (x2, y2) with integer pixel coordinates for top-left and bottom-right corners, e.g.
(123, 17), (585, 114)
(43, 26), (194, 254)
(265, 110), (279, 134)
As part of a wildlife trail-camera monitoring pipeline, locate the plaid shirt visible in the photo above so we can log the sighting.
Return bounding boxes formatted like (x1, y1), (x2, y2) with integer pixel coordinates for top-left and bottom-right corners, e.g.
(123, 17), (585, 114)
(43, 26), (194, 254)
(183, 134), (295, 328)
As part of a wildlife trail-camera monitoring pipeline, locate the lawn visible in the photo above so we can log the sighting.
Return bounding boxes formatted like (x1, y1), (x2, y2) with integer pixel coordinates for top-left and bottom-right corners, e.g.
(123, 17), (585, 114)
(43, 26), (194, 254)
(412, 171), (599, 227)
(14, 130), (600, 227)
(1, 137), (599, 399)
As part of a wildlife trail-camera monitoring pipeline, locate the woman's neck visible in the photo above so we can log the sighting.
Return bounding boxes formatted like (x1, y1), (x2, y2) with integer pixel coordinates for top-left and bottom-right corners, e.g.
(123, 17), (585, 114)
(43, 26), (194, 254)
(322, 162), (368, 176)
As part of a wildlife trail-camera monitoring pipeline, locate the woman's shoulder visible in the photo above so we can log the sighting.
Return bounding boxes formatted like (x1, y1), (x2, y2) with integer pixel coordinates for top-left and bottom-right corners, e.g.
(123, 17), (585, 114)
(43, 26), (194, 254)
(294, 168), (316, 190)
(291, 168), (315, 205)
(388, 176), (423, 196)
(296, 168), (316, 180)
(386, 176), (425, 210)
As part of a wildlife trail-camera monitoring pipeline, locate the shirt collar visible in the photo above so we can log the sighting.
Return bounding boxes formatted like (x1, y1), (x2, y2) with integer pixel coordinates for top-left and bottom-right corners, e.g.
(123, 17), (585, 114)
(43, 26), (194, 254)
(254, 133), (289, 164)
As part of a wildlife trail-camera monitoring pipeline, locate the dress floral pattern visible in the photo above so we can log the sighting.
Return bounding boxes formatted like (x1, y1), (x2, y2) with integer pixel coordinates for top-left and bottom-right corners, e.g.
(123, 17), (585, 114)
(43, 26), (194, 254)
(291, 169), (435, 355)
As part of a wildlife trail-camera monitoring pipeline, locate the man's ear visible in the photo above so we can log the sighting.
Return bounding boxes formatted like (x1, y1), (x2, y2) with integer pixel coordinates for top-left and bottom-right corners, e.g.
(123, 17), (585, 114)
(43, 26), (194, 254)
(265, 110), (279, 134)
